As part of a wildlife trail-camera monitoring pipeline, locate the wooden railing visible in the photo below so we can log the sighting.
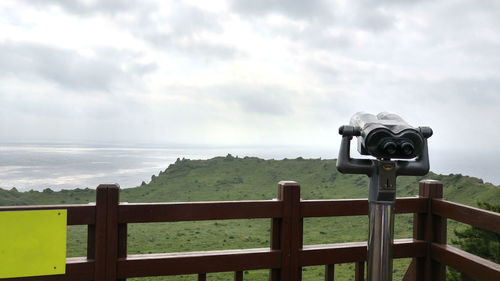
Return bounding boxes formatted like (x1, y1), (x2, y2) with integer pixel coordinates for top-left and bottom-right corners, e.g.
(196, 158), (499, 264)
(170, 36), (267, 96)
(1, 180), (500, 281)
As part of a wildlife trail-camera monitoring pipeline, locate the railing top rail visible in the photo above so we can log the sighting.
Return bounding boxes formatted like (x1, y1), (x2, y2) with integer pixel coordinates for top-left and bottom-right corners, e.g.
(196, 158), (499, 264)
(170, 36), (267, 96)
(431, 243), (500, 281)
(121, 199), (279, 205)
(301, 197), (426, 217)
(118, 200), (283, 223)
(0, 203), (95, 210)
(117, 197), (427, 223)
(432, 198), (500, 235)
(0, 204), (95, 225)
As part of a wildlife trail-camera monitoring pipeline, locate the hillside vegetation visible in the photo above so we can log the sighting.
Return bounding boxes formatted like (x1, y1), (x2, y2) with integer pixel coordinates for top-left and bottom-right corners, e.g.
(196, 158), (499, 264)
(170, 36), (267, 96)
(1, 155), (499, 280)
(3, 155), (498, 206)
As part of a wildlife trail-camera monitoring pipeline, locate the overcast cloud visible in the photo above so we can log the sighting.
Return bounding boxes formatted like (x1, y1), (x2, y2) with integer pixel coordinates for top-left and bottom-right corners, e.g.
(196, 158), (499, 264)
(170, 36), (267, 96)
(1, 0), (499, 182)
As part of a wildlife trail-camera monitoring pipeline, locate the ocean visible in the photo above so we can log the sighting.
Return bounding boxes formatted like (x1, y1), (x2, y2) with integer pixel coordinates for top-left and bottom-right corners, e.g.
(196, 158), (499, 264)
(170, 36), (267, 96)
(0, 143), (335, 191)
(0, 143), (498, 191)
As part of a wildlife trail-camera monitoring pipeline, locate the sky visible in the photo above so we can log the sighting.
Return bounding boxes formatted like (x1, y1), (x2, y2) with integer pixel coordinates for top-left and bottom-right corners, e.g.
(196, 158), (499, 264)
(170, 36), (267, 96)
(0, 0), (499, 182)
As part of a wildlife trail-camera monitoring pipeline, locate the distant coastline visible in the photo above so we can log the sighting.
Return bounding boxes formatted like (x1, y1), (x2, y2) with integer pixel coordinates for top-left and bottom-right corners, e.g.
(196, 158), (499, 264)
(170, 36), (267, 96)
(0, 143), (499, 191)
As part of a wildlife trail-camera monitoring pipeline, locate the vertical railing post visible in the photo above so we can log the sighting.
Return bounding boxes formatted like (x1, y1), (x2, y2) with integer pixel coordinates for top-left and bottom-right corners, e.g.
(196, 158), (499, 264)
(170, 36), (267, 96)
(413, 180), (446, 281)
(87, 216), (96, 281)
(94, 185), (108, 281)
(117, 221), (127, 281)
(106, 184), (120, 281)
(355, 261), (365, 281)
(94, 184), (120, 281)
(269, 181), (302, 281)
(270, 207), (282, 281)
(234, 271), (243, 281)
(325, 264), (335, 281)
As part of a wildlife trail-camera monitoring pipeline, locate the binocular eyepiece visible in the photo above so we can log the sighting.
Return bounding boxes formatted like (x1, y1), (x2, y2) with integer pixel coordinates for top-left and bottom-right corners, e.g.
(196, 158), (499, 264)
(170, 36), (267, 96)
(339, 112), (432, 160)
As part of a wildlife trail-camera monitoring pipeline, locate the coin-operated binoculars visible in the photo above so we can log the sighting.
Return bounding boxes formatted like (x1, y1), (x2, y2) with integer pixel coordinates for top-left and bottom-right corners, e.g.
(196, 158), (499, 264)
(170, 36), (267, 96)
(337, 112), (432, 281)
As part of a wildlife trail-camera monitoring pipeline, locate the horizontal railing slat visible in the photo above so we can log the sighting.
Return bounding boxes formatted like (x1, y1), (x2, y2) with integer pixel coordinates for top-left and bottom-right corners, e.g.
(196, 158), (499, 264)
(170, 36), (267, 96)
(431, 243), (500, 281)
(301, 199), (368, 217)
(116, 239), (428, 278)
(300, 239), (426, 266)
(0, 205), (95, 225)
(1, 258), (94, 281)
(432, 199), (500, 235)
(301, 197), (426, 217)
(118, 200), (283, 223)
(395, 197), (428, 214)
(117, 248), (281, 278)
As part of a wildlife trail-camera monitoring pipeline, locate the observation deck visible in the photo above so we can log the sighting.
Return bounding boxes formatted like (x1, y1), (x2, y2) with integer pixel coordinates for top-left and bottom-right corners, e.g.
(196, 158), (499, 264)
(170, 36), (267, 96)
(1, 180), (499, 281)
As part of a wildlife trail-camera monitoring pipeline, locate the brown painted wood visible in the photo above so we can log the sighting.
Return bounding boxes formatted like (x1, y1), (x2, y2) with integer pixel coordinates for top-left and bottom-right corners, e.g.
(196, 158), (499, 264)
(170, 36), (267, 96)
(269, 181), (301, 281)
(431, 243), (500, 281)
(302, 240), (366, 266)
(301, 197), (426, 218)
(393, 239), (427, 258)
(0, 204), (95, 225)
(118, 200), (282, 223)
(198, 273), (206, 281)
(66, 258), (96, 281)
(269, 181), (303, 280)
(234, 271), (243, 281)
(301, 199), (368, 217)
(432, 199), (500, 235)
(269, 214), (281, 281)
(413, 211), (425, 281)
(94, 185), (108, 281)
(116, 248), (281, 278)
(413, 180), (446, 281)
(325, 264), (334, 281)
(87, 224), (96, 260)
(105, 184), (120, 281)
(277, 181), (295, 281)
(395, 197), (428, 214)
(355, 261), (364, 281)
(300, 239), (426, 266)
(282, 182), (302, 281)
(402, 260), (415, 281)
(117, 223), (128, 281)
(2, 258), (94, 281)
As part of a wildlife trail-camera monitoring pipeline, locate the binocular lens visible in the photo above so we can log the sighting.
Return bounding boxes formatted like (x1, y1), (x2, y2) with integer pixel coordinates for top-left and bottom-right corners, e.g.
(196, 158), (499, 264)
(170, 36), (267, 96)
(383, 142), (397, 155)
(401, 142), (414, 156)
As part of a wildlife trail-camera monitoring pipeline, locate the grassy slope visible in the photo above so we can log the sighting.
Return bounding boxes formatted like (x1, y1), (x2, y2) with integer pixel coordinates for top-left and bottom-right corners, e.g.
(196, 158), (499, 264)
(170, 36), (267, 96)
(2, 155), (499, 280)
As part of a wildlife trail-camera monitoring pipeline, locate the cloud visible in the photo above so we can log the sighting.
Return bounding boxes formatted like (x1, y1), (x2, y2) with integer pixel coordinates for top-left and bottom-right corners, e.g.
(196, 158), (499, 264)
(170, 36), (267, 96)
(210, 84), (296, 115)
(19, 0), (240, 60)
(26, 0), (148, 16)
(135, 3), (241, 60)
(231, 0), (332, 20)
(0, 42), (156, 92)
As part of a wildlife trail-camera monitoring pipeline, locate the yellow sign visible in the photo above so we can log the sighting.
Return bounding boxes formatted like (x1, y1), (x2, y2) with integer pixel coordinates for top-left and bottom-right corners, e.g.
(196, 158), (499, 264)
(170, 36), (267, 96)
(0, 209), (67, 278)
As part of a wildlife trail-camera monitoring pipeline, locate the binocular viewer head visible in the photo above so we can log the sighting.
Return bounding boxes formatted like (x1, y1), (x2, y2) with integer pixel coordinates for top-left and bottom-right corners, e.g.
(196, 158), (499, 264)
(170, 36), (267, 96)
(340, 112), (432, 160)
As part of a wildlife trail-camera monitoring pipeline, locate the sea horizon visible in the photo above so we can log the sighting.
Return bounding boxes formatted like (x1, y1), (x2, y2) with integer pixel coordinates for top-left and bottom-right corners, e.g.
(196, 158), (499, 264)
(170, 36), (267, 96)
(1, 142), (499, 192)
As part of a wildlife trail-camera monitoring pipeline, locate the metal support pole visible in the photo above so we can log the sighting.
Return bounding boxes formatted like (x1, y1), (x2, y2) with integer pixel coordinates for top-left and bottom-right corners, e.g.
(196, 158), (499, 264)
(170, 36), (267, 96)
(366, 160), (396, 281)
(367, 202), (395, 281)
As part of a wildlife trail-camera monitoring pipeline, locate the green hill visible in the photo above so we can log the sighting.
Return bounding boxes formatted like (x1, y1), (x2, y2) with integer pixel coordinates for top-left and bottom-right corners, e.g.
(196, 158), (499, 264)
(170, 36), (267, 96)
(2, 155), (498, 206)
(1, 155), (499, 280)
